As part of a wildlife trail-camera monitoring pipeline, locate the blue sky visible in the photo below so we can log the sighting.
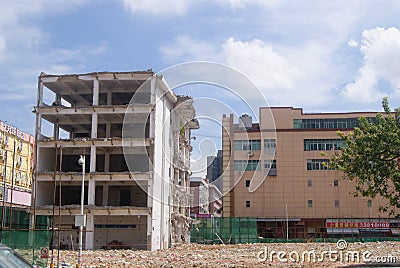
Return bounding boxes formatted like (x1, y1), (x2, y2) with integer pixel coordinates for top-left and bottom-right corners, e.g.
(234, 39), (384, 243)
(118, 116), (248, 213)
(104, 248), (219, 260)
(2, 0), (400, 138)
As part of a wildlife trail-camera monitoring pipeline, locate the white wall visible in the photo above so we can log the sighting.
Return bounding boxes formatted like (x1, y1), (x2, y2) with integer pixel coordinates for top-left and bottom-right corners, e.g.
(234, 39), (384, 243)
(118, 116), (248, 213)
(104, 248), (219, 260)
(150, 79), (173, 250)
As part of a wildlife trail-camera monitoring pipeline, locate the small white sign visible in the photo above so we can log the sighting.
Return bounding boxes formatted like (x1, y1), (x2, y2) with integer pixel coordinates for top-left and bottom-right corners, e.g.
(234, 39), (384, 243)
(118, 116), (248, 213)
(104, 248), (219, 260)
(75, 214), (86, 227)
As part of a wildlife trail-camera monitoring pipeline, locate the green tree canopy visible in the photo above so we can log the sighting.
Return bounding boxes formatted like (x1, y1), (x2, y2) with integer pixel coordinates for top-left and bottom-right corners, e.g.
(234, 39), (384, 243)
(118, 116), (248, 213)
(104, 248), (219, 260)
(329, 97), (400, 216)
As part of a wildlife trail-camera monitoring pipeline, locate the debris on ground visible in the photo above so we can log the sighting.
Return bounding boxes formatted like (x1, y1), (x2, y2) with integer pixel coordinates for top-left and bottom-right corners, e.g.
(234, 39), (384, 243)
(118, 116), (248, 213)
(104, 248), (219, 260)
(18, 241), (400, 267)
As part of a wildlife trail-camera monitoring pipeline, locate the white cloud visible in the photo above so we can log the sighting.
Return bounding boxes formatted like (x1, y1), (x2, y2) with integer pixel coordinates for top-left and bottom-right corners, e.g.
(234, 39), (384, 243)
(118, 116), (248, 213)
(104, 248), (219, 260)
(216, 0), (283, 9)
(222, 38), (299, 91)
(160, 35), (220, 61)
(342, 27), (400, 103)
(348, 38), (358, 48)
(121, 0), (190, 16)
(160, 36), (337, 107)
(120, 0), (284, 16)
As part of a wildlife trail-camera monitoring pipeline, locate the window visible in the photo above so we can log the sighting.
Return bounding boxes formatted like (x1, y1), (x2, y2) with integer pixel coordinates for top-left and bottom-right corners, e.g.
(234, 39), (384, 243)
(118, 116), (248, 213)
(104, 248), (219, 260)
(245, 180), (250, 187)
(264, 160), (277, 176)
(307, 200), (313, 207)
(293, 117), (376, 129)
(264, 160), (276, 169)
(304, 139), (346, 151)
(234, 160), (260, 171)
(307, 180), (312, 187)
(264, 139), (276, 149)
(335, 200), (339, 207)
(233, 140), (261, 151)
(333, 179), (339, 187)
(367, 200), (372, 207)
(245, 200), (251, 208)
(306, 159), (336, 170)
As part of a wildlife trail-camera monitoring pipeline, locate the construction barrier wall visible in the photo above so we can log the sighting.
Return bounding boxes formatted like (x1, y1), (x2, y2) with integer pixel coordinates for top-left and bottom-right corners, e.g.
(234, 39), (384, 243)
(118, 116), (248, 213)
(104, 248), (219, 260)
(0, 208), (52, 266)
(191, 217), (258, 244)
(191, 217), (400, 244)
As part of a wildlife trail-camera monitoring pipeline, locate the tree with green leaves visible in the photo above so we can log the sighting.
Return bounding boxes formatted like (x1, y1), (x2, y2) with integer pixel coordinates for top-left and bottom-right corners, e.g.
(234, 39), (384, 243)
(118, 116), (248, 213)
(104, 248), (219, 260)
(328, 97), (400, 216)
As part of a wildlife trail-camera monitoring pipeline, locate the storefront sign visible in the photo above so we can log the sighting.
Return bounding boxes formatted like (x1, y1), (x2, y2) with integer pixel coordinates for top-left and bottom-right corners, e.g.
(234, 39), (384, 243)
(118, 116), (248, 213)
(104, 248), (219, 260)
(326, 221), (390, 228)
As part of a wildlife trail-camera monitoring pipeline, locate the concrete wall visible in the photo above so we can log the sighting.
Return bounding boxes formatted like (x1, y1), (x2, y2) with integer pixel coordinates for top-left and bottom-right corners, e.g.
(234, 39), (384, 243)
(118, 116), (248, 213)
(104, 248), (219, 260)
(94, 215), (147, 249)
(35, 181), (54, 206)
(37, 148), (55, 172)
(150, 80), (173, 250)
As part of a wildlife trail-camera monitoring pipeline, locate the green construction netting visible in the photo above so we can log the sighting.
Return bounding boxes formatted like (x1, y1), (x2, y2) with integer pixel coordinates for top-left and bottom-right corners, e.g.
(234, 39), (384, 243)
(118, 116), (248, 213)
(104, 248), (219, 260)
(191, 217), (258, 244)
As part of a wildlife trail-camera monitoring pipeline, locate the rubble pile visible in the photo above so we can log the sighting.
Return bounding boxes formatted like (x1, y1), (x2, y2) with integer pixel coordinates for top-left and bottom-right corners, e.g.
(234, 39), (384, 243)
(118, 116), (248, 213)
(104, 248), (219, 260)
(32, 241), (400, 267)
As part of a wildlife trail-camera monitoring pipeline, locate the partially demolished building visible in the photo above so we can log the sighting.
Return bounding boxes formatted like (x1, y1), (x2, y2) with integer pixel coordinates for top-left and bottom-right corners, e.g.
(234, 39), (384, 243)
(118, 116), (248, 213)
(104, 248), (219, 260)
(32, 71), (198, 250)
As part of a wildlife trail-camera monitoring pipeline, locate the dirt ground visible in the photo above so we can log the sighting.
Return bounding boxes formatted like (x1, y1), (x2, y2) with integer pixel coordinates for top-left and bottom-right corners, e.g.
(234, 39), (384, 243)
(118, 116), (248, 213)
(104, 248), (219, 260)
(24, 241), (400, 267)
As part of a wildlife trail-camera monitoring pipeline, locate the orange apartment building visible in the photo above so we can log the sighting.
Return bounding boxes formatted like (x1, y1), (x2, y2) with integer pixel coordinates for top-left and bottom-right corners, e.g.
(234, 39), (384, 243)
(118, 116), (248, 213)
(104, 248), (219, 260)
(221, 107), (400, 239)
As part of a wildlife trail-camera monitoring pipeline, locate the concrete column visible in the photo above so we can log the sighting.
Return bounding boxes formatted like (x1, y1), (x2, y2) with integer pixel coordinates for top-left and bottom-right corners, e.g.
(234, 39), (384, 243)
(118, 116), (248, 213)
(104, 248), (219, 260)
(147, 214), (152, 250)
(102, 183), (108, 206)
(93, 79), (99, 106)
(53, 122), (59, 140)
(104, 122), (111, 172)
(104, 152), (109, 172)
(91, 113), (98, 139)
(107, 91), (112, 106)
(105, 122), (111, 138)
(35, 114), (42, 167)
(88, 145), (96, 205)
(37, 78), (43, 107)
(85, 214), (94, 249)
(89, 145), (96, 173)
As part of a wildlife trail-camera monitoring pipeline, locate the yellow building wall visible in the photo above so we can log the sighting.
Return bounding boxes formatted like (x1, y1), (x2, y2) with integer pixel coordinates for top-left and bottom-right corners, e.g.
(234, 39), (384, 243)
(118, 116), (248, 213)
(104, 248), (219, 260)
(0, 121), (34, 201)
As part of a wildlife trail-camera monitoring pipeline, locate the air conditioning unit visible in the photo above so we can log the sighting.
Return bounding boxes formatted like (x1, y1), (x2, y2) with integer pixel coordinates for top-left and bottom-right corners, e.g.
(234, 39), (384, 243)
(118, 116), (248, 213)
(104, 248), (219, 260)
(247, 150), (253, 156)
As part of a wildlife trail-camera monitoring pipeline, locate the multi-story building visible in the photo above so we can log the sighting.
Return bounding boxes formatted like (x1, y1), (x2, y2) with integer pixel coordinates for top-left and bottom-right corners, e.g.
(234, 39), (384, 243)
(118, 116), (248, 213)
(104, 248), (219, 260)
(222, 108), (400, 239)
(32, 71), (198, 250)
(190, 177), (222, 218)
(206, 150), (222, 191)
(208, 183), (222, 218)
(0, 121), (34, 229)
(190, 177), (209, 217)
(0, 122), (34, 205)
